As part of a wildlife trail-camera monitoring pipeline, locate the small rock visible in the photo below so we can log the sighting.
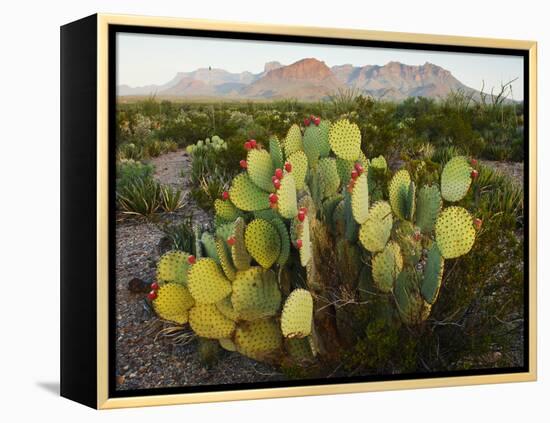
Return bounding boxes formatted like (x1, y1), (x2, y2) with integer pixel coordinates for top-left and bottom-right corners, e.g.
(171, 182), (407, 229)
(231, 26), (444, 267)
(128, 277), (150, 293)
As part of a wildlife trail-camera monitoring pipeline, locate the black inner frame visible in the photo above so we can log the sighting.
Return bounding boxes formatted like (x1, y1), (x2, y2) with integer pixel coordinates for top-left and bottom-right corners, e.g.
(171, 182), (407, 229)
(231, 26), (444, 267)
(108, 24), (530, 399)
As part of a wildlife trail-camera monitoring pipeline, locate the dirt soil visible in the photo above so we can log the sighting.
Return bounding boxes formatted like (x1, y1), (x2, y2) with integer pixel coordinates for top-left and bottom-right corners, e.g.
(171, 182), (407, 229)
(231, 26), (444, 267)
(115, 150), (285, 391)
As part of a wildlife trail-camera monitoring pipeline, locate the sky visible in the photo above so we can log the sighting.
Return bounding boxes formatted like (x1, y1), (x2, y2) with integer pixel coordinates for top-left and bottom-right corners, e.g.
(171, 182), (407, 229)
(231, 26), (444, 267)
(117, 32), (524, 100)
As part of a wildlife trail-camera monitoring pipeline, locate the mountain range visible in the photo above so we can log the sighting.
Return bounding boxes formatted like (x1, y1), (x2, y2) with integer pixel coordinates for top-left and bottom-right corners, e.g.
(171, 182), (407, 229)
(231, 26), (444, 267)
(118, 58), (481, 102)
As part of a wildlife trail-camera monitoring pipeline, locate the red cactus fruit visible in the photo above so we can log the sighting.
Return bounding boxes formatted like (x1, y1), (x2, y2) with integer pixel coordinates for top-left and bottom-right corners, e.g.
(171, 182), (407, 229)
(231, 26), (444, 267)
(313, 117), (321, 126)
(297, 211), (306, 222)
(240, 160), (248, 169)
(351, 169), (359, 180)
(249, 139), (257, 149)
(147, 290), (158, 300)
(150, 282), (159, 291)
(354, 163), (364, 174)
(221, 191), (229, 201)
(471, 169), (479, 179)
(273, 179), (281, 189)
(244, 141), (252, 150)
(304, 118), (311, 126)
(269, 193), (278, 204)
(474, 218), (483, 230)
(310, 114), (315, 121)
(188, 255), (196, 265)
(285, 162), (292, 172)
(275, 168), (283, 179)
(471, 158), (478, 166)
(296, 239), (303, 249)
(227, 236), (236, 246)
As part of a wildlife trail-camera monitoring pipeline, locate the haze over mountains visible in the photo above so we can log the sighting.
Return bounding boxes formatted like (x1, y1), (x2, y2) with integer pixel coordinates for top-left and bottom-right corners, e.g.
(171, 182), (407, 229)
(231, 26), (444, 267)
(118, 58), (483, 102)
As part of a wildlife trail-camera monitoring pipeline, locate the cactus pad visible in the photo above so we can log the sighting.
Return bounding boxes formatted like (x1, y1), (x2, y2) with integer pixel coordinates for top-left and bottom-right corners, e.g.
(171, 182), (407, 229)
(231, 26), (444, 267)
(269, 136), (284, 170)
(318, 157), (341, 198)
(372, 241), (403, 293)
(394, 269), (430, 325)
(200, 232), (219, 262)
(317, 119), (332, 157)
(336, 154), (368, 186)
(219, 337), (237, 352)
(152, 282), (195, 324)
(216, 296), (239, 321)
(230, 217), (251, 271)
(441, 156), (472, 202)
(287, 150), (308, 190)
(281, 289), (313, 338)
(435, 206), (476, 259)
(358, 201), (393, 252)
(416, 185), (442, 233)
(229, 173), (270, 211)
(231, 267), (281, 321)
(214, 198), (240, 222)
(284, 124), (303, 157)
(215, 222), (236, 243)
(302, 125), (321, 166)
(276, 172), (298, 219)
(215, 237), (236, 281)
(189, 303), (236, 339)
(295, 215), (312, 267)
(244, 219), (281, 269)
(351, 173), (369, 224)
(271, 217), (290, 265)
(370, 155), (387, 172)
(421, 244), (445, 304)
(389, 169), (411, 220)
(328, 119), (361, 161)
(156, 250), (191, 285)
(187, 258), (232, 304)
(405, 181), (416, 221)
(247, 148), (276, 192)
(235, 319), (282, 360)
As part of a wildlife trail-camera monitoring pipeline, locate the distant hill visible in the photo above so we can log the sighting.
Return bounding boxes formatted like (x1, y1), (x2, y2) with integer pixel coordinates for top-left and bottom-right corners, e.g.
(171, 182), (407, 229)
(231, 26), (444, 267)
(118, 58), (493, 102)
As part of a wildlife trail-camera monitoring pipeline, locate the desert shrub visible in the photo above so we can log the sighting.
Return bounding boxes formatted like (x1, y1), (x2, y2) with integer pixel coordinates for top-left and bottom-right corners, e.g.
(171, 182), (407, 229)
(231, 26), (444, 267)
(159, 217), (198, 254)
(160, 185), (186, 212)
(116, 159), (154, 191)
(117, 177), (161, 217)
(186, 135), (238, 210)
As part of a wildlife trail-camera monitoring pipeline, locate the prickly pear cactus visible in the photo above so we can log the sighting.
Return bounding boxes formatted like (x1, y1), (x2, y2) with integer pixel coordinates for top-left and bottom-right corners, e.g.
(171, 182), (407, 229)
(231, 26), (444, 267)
(244, 219), (281, 269)
(189, 303), (236, 339)
(229, 173), (270, 211)
(247, 149), (276, 192)
(281, 289), (313, 338)
(187, 258), (232, 304)
(146, 117), (480, 371)
(329, 119), (361, 161)
(152, 283), (195, 324)
(358, 201), (392, 253)
(235, 319), (282, 360)
(441, 156), (473, 202)
(435, 206), (476, 259)
(284, 124), (303, 157)
(231, 267), (281, 320)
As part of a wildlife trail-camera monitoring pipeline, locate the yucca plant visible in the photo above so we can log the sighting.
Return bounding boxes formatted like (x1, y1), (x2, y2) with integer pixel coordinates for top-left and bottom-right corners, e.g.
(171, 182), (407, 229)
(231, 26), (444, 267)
(160, 185), (186, 212)
(117, 178), (161, 218)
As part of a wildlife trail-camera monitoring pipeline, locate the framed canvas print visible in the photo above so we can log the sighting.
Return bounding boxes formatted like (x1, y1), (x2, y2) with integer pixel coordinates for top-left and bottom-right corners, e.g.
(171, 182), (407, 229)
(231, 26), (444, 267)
(60, 14), (537, 409)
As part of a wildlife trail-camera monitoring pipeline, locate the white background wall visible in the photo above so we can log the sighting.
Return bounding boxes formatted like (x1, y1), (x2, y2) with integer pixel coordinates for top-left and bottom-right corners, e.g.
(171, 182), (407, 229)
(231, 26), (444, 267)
(1, 0), (547, 420)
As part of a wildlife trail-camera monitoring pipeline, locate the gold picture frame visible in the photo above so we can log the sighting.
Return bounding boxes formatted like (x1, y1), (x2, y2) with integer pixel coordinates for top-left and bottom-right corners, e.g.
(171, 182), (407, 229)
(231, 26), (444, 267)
(61, 13), (537, 409)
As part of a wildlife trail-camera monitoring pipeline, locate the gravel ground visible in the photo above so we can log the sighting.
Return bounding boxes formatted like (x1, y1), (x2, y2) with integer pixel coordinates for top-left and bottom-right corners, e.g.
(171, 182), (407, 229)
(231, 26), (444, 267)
(115, 150), (284, 391)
